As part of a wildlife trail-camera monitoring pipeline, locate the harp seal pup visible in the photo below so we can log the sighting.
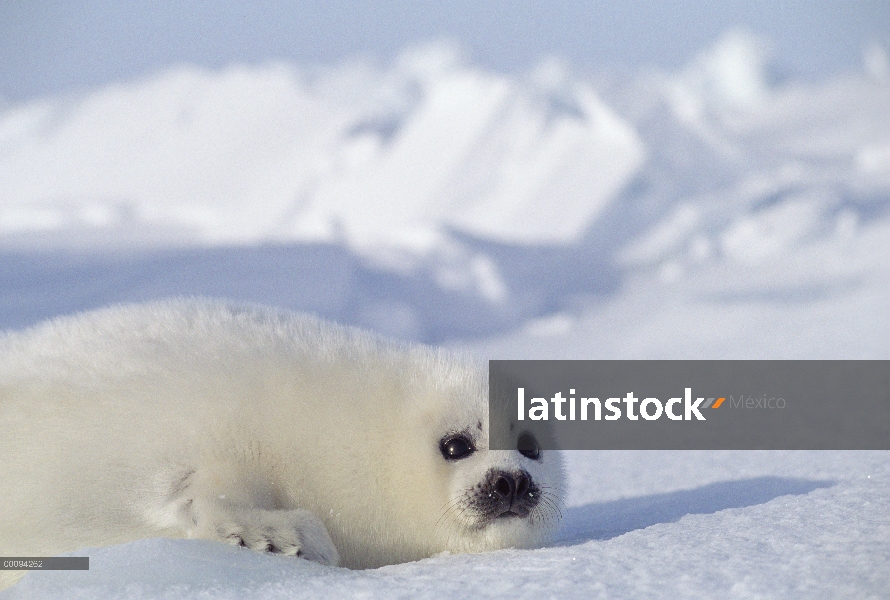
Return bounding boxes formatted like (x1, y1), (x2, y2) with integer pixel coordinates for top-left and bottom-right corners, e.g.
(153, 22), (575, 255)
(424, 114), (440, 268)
(0, 300), (564, 589)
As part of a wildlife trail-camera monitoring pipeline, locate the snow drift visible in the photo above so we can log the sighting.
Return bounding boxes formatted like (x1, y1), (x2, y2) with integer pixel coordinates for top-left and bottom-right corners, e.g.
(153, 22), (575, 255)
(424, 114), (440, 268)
(2, 33), (888, 347)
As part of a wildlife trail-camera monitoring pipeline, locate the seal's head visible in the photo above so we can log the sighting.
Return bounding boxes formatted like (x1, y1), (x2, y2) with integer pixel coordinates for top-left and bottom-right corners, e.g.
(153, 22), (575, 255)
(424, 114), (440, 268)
(429, 364), (565, 556)
(436, 427), (563, 550)
(322, 351), (565, 568)
(433, 424), (565, 555)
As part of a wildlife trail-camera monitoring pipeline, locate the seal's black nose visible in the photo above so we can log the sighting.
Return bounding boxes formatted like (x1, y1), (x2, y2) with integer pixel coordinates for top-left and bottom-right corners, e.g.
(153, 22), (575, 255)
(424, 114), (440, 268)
(486, 470), (536, 518)
(493, 471), (530, 501)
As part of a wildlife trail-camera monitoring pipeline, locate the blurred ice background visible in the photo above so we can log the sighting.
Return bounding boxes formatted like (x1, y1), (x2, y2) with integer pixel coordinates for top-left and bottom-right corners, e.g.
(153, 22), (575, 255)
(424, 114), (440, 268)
(2, 0), (888, 355)
(2, 4), (890, 597)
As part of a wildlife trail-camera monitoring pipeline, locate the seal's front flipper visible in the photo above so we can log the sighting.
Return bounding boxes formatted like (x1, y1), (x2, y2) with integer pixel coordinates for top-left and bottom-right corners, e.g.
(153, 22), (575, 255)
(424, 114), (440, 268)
(205, 506), (340, 566)
(143, 462), (340, 566)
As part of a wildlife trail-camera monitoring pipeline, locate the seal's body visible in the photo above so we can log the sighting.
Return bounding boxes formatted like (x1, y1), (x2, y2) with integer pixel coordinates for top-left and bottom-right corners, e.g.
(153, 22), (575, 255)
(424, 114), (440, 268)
(0, 301), (564, 589)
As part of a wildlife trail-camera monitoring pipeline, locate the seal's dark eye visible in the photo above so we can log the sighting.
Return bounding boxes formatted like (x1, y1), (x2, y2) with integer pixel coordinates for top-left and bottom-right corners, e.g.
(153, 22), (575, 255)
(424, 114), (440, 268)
(440, 435), (475, 461)
(517, 433), (540, 460)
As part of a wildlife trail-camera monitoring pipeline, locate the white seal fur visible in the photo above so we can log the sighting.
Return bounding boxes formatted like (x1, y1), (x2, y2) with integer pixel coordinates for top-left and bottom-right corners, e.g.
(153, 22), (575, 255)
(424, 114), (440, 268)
(0, 300), (564, 589)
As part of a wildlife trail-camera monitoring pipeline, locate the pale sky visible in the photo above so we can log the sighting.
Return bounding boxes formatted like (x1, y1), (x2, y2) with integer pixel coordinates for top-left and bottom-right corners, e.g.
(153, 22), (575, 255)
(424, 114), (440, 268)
(2, 0), (889, 102)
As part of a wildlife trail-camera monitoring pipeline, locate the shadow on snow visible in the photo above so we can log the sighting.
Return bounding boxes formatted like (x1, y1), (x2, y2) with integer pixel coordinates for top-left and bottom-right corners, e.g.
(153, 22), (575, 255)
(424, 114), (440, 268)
(556, 476), (834, 545)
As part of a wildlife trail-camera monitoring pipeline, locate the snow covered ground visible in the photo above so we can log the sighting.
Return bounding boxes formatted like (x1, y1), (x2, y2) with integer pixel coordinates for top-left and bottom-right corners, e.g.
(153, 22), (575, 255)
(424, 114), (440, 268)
(1, 30), (889, 598)
(5, 452), (888, 599)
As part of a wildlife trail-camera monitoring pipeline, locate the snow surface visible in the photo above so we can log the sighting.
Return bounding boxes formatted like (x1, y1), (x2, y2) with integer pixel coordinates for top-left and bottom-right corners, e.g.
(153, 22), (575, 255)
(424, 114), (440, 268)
(4, 452), (888, 599)
(1, 31), (889, 598)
